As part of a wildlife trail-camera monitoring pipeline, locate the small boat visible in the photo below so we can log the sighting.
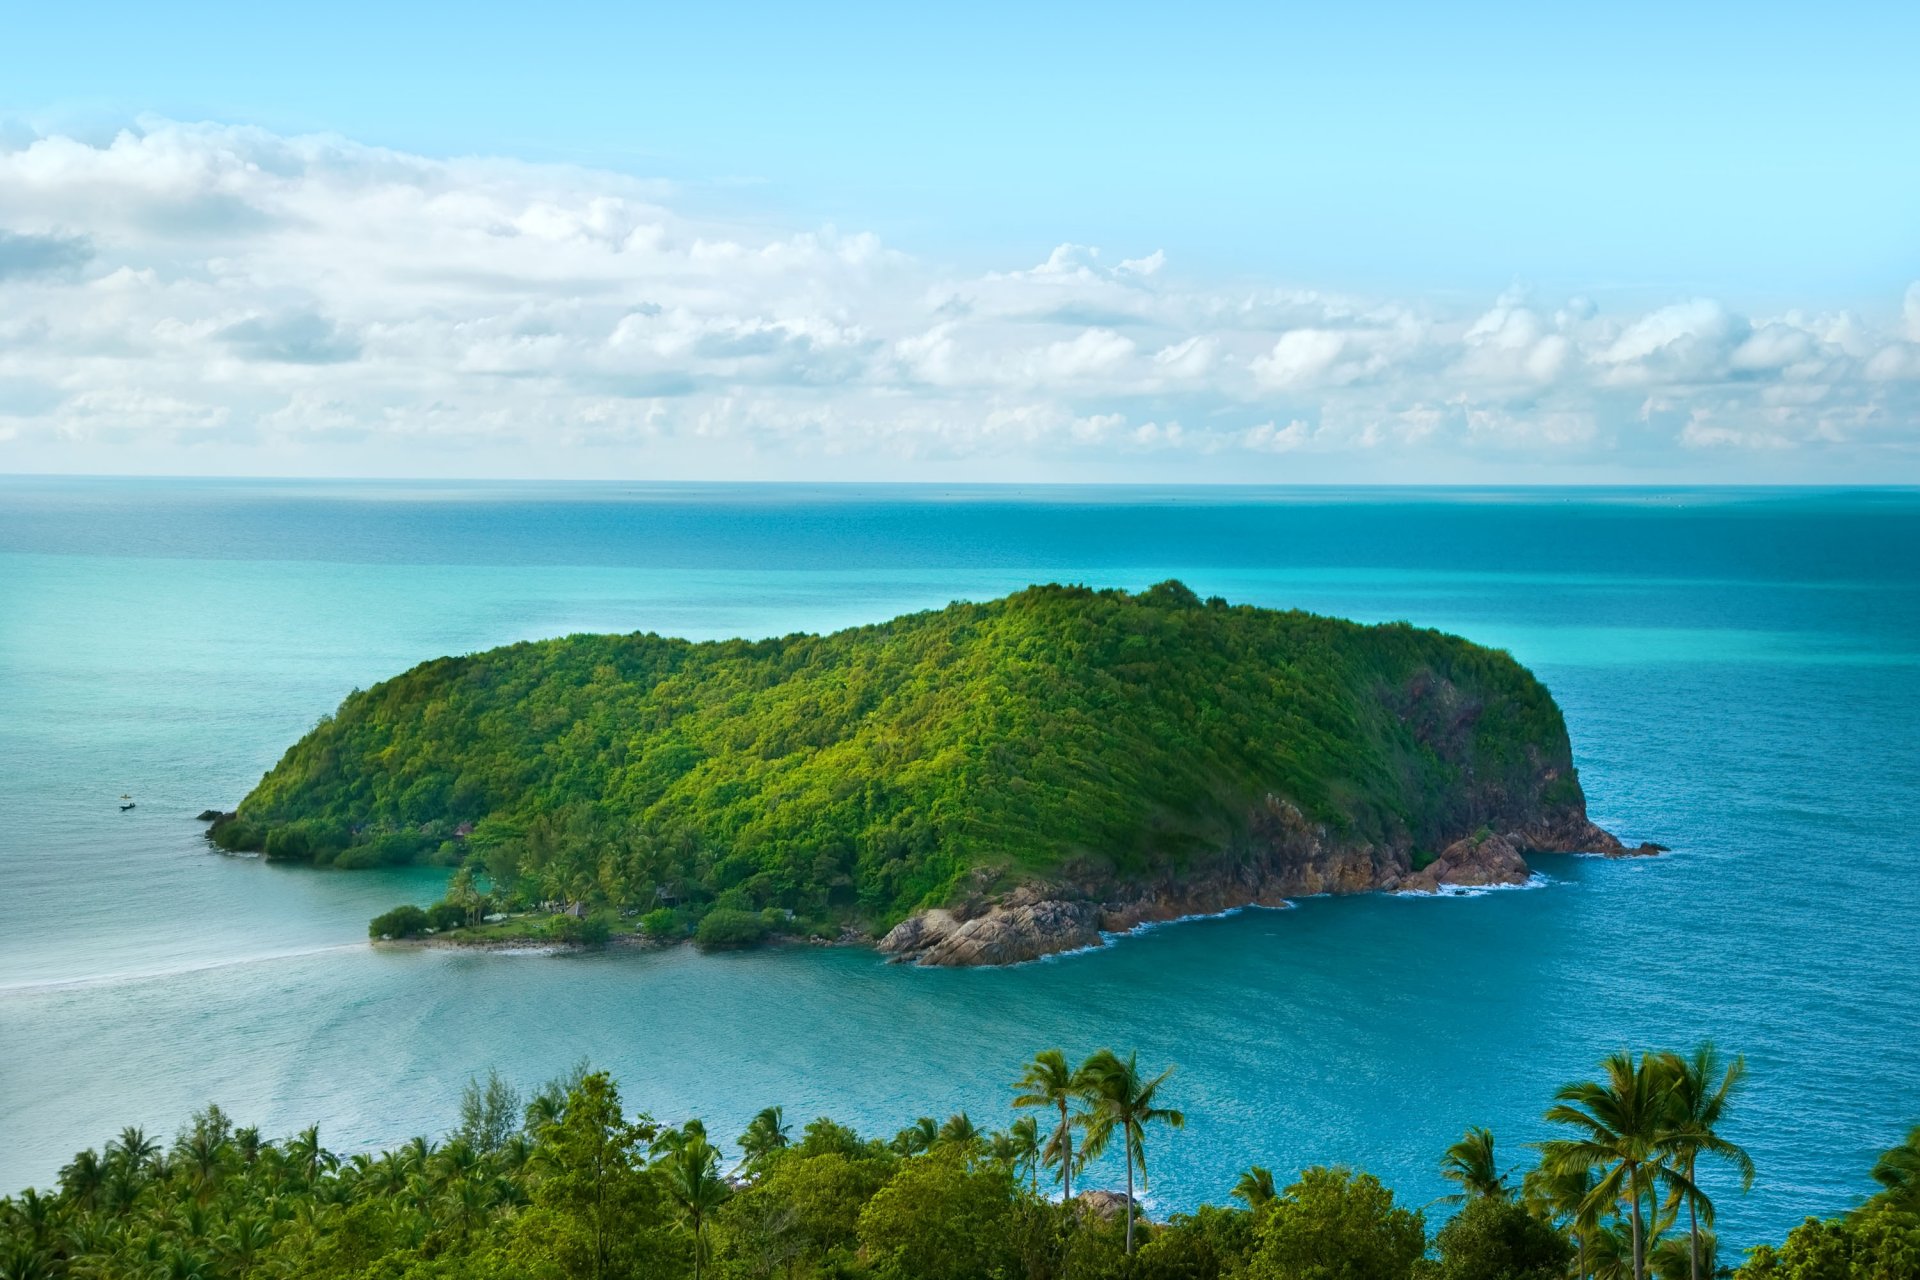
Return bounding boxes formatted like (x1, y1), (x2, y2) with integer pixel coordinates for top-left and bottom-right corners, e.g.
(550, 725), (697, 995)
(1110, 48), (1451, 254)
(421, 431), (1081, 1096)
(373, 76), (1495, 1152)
(119, 794), (135, 811)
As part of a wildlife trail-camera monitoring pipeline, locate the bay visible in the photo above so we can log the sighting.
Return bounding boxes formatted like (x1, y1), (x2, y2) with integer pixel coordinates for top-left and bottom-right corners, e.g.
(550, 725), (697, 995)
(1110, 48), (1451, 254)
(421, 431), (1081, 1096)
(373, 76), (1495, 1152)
(2, 479), (1916, 1249)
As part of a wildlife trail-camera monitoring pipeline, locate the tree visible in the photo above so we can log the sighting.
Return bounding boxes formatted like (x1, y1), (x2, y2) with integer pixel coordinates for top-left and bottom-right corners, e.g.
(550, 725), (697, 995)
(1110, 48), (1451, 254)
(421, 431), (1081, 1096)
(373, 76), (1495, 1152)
(1133, 1203), (1260, 1280)
(1870, 1125), (1920, 1211)
(1077, 1048), (1186, 1255)
(1013, 1048), (1090, 1200)
(1523, 1159), (1603, 1280)
(1659, 1043), (1754, 1280)
(1247, 1165), (1426, 1280)
(889, 1117), (938, 1158)
(936, 1113), (980, 1150)
(1233, 1165), (1277, 1211)
(513, 1072), (666, 1280)
(855, 1149), (1020, 1280)
(737, 1107), (792, 1178)
(996, 1117), (1041, 1192)
(457, 1071), (524, 1154)
(1439, 1126), (1510, 1202)
(1427, 1194), (1573, 1280)
(655, 1122), (731, 1280)
(719, 1149), (894, 1271)
(1734, 1200), (1920, 1279)
(1541, 1050), (1682, 1280)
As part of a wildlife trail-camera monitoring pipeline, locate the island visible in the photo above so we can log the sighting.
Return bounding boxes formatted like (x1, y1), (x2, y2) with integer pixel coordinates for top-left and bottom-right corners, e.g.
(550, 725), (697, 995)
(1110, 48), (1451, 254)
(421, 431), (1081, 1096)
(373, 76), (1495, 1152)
(206, 582), (1654, 963)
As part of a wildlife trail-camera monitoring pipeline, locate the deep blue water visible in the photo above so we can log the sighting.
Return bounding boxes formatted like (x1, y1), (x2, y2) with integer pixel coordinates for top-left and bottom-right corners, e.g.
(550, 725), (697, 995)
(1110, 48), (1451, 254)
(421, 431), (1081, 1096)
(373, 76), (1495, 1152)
(2, 479), (1916, 1250)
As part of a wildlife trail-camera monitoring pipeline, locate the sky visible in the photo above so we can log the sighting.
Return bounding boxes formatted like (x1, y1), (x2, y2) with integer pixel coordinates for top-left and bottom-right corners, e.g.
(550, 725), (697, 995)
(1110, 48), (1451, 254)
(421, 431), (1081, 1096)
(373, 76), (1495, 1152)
(2, 1), (1918, 482)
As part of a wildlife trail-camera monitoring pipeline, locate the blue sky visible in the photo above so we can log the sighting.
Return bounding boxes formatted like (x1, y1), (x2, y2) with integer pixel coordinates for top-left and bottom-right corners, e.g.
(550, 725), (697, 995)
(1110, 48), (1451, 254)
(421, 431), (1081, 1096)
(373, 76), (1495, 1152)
(2, 2), (1917, 480)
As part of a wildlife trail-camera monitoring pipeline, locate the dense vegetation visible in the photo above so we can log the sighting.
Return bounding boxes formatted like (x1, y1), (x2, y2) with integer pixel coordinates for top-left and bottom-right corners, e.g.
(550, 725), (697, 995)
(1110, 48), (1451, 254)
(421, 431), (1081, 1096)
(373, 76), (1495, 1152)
(216, 583), (1584, 938)
(4, 1042), (1916, 1280)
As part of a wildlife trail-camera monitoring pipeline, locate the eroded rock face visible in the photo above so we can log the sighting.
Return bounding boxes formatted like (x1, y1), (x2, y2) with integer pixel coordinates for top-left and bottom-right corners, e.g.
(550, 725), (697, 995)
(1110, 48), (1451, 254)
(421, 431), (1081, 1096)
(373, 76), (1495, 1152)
(877, 895), (1102, 967)
(1398, 831), (1531, 893)
(877, 794), (1659, 967)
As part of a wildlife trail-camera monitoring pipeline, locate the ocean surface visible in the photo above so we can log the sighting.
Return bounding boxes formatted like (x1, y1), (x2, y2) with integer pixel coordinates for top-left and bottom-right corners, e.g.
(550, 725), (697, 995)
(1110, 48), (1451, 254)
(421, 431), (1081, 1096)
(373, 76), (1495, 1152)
(2, 479), (1917, 1250)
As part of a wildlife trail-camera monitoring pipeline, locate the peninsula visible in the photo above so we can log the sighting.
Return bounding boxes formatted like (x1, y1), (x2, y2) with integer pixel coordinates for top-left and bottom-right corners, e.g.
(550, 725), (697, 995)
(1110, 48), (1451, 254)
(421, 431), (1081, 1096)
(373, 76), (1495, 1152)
(209, 582), (1650, 963)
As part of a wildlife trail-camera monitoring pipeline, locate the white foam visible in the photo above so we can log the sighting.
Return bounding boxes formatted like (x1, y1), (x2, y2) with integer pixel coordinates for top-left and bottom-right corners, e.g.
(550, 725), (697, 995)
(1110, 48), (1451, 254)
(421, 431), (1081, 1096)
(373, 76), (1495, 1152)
(1392, 871), (1555, 899)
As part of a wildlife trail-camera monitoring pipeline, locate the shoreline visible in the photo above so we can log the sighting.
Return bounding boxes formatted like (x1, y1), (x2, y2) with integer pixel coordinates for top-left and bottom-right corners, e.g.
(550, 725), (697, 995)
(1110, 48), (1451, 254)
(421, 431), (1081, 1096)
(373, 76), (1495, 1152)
(375, 844), (1657, 968)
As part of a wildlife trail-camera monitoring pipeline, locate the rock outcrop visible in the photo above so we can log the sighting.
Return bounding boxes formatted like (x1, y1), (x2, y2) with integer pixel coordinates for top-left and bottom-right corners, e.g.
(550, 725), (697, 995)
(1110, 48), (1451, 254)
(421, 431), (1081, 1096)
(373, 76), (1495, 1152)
(877, 795), (1660, 967)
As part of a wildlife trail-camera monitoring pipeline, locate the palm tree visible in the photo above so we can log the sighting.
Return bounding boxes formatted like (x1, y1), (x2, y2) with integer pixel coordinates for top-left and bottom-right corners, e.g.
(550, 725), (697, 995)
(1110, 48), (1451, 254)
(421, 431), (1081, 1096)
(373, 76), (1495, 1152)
(1231, 1165), (1276, 1210)
(1440, 1125), (1510, 1202)
(1659, 1043), (1753, 1280)
(58, 1149), (106, 1210)
(890, 1117), (938, 1156)
(1012, 1048), (1091, 1200)
(110, 1127), (161, 1178)
(1870, 1124), (1920, 1210)
(736, 1106), (790, 1176)
(1523, 1160), (1603, 1280)
(1540, 1050), (1680, 1280)
(1007, 1116), (1041, 1192)
(656, 1125), (730, 1280)
(1076, 1049), (1185, 1255)
(937, 1112), (981, 1149)
(1650, 1227), (1716, 1280)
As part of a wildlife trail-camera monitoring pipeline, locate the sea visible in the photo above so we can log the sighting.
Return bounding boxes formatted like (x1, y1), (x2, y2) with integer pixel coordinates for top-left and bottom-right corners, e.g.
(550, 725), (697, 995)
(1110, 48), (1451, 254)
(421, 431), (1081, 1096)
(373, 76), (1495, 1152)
(2, 479), (1916, 1251)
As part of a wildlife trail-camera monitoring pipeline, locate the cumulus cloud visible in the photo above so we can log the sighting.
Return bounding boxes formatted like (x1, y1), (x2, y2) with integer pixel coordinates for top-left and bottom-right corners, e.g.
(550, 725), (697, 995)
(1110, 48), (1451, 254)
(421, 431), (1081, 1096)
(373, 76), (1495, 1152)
(0, 120), (1915, 475)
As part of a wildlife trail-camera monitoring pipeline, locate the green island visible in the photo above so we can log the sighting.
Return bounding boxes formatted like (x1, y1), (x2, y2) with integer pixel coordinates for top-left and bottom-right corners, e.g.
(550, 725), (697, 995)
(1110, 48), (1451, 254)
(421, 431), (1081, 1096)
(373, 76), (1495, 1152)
(207, 582), (1650, 964)
(4, 1042), (1914, 1280)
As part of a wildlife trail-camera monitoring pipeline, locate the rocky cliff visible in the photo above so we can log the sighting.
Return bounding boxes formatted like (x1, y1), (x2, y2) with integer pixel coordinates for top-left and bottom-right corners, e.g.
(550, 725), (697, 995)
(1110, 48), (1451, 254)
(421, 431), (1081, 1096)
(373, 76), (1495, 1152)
(878, 797), (1660, 967)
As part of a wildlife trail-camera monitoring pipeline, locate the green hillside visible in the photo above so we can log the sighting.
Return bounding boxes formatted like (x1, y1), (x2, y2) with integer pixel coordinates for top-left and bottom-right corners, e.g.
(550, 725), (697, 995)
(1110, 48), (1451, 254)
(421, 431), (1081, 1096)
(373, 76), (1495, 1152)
(218, 582), (1583, 930)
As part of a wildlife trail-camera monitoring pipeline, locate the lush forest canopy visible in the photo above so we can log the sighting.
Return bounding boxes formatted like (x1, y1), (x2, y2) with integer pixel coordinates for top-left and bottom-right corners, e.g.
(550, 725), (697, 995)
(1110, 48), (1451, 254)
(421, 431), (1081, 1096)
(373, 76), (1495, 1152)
(5, 1043), (1916, 1280)
(220, 583), (1583, 934)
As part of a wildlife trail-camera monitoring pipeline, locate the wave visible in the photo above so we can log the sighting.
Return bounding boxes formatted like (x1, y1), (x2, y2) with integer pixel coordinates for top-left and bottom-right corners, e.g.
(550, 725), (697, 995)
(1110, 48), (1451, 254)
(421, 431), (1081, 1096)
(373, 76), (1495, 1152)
(1392, 871), (1555, 899)
(0, 942), (366, 999)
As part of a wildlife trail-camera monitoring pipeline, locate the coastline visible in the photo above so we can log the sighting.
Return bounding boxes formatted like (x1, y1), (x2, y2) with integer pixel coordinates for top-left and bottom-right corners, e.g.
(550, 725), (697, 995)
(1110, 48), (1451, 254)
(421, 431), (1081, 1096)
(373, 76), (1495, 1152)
(876, 805), (1663, 968)
(378, 838), (1658, 968)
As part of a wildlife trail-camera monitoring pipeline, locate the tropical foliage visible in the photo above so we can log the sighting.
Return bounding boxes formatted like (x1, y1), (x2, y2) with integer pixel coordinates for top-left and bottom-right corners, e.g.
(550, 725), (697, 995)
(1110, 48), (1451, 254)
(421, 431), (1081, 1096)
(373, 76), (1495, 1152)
(5, 1043), (1911, 1280)
(215, 582), (1588, 938)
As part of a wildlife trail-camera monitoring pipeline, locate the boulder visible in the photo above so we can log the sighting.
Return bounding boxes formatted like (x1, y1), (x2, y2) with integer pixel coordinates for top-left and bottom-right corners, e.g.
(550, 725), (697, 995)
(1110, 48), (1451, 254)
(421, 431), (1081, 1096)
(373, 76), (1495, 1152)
(1400, 831), (1531, 893)
(878, 897), (1102, 966)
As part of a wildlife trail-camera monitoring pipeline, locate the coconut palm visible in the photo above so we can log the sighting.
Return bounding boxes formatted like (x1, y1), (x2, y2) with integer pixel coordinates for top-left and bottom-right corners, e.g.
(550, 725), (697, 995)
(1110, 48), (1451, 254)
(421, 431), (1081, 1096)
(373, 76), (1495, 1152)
(655, 1124), (730, 1280)
(1076, 1048), (1185, 1255)
(1523, 1159), (1604, 1280)
(1006, 1116), (1042, 1191)
(1440, 1125), (1511, 1202)
(1540, 1050), (1684, 1280)
(1232, 1165), (1276, 1210)
(1870, 1124), (1920, 1210)
(1012, 1048), (1091, 1200)
(109, 1127), (160, 1178)
(1658, 1043), (1753, 1280)
(736, 1106), (790, 1176)
(938, 1112), (981, 1149)
(1651, 1227), (1716, 1280)
(890, 1117), (938, 1156)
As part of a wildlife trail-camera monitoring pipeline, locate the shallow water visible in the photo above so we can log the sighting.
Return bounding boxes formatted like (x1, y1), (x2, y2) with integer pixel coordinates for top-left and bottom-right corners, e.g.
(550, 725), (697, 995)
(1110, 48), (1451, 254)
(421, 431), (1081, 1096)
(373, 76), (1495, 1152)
(2, 480), (1916, 1248)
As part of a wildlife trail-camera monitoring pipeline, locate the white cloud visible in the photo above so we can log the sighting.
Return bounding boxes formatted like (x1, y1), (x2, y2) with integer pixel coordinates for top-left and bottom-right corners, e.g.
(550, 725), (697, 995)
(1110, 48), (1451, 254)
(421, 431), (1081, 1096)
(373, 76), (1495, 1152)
(0, 120), (1916, 476)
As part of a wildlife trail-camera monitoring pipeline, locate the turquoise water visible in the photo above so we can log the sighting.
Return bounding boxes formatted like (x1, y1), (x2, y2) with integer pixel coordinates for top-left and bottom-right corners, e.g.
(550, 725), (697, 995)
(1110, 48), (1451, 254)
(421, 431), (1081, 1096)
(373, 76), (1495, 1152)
(2, 480), (1917, 1249)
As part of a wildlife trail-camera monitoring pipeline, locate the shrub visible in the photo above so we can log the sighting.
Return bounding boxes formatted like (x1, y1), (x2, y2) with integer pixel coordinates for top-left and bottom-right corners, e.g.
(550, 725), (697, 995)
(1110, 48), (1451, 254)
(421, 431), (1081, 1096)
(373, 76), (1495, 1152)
(262, 825), (312, 860)
(640, 908), (684, 941)
(209, 818), (264, 853)
(695, 909), (770, 951)
(548, 913), (612, 947)
(369, 905), (430, 940)
(427, 901), (466, 932)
